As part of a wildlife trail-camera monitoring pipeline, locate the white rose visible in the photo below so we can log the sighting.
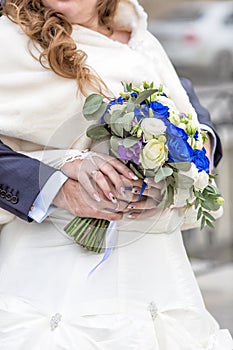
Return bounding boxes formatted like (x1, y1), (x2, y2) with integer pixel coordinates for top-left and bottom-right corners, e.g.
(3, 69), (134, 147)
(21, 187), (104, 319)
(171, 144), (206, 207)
(194, 170), (209, 191)
(141, 118), (166, 140)
(140, 139), (168, 169)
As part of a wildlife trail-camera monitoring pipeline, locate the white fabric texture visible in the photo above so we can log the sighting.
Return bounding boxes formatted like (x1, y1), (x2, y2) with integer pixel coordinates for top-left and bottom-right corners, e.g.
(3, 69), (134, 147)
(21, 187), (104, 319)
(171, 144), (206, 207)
(0, 0), (232, 349)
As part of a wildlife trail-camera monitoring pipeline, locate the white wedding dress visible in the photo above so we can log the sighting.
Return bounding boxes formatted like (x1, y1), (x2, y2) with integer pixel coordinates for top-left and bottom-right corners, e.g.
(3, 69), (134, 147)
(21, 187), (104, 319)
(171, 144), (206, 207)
(0, 1), (232, 349)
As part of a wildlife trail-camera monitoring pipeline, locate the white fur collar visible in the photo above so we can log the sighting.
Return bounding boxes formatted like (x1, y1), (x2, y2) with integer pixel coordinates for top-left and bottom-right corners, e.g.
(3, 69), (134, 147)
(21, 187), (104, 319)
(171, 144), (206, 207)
(114, 0), (148, 33)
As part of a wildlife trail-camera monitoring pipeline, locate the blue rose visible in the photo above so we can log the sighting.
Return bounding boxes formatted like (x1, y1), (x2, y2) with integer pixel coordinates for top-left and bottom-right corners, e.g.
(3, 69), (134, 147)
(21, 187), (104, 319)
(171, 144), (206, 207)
(149, 101), (169, 118)
(192, 148), (210, 173)
(166, 120), (189, 141)
(194, 130), (199, 140)
(167, 136), (193, 163)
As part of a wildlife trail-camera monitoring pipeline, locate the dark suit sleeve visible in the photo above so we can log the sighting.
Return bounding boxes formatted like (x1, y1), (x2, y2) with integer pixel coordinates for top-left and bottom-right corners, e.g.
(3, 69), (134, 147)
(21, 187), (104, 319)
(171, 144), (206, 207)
(180, 77), (222, 167)
(0, 141), (57, 221)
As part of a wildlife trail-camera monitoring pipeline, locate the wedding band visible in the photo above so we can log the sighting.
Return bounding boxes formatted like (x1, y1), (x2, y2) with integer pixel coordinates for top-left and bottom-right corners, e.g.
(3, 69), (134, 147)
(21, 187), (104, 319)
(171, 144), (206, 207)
(91, 169), (99, 176)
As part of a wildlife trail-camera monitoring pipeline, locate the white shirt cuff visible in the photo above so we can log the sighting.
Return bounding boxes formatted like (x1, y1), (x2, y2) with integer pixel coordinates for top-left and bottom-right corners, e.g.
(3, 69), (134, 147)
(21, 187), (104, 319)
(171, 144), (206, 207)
(199, 123), (217, 170)
(28, 171), (68, 223)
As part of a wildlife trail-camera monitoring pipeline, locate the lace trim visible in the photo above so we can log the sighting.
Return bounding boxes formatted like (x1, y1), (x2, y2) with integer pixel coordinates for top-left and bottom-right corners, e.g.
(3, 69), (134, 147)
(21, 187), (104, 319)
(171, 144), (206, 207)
(63, 149), (91, 164)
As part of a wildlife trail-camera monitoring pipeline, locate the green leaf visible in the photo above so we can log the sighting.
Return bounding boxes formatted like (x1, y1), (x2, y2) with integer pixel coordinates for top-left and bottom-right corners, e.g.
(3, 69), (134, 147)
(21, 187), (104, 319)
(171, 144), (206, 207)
(197, 207), (202, 221)
(203, 211), (216, 222)
(110, 136), (122, 154)
(194, 191), (206, 201)
(84, 102), (108, 121)
(126, 101), (135, 113)
(202, 199), (220, 211)
(122, 112), (135, 132)
(201, 202), (211, 211)
(83, 94), (104, 117)
(201, 216), (206, 230)
(195, 198), (199, 210)
(109, 148), (121, 160)
(110, 110), (125, 137)
(209, 173), (217, 180)
(154, 167), (173, 183)
(134, 89), (158, 105)
(86, 125), (110, 141)
(169, 162), (192, 171)
(205, 184), (219, 194)
(206, 220), (215, 229)
(123, 136), (139, 148)
(175, 173), (194, 189)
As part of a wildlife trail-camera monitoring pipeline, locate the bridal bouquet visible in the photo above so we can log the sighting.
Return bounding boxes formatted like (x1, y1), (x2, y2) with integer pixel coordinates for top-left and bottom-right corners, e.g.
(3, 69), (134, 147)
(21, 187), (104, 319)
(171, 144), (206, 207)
(64, 82), (224, 253)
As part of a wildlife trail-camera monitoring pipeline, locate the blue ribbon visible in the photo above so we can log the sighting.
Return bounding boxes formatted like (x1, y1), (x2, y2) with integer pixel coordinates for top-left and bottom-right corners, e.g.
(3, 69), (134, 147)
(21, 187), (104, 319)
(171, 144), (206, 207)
(138, 180), (147, 200)
(88, 180), (147, 277)
(88, 221), (118, 277)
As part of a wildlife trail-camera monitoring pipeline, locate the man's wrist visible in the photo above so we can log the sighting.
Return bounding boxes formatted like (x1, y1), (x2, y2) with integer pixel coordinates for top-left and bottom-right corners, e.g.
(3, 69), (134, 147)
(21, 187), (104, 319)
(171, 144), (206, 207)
(28, 171), (68, 223)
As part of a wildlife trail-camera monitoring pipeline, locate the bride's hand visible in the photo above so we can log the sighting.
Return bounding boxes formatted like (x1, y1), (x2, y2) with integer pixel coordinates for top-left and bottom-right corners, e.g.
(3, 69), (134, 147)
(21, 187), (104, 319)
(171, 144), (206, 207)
(53, 178), (130, 220)
(61, 152), (139, 203)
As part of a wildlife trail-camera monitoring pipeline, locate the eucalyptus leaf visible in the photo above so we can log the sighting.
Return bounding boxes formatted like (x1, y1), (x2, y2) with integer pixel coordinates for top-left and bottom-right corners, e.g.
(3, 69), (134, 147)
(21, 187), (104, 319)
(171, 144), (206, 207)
(175, 173), (194, 189)
(134, 89), (158, 105)
(122, 112), (135, 132)
(169, 162), (192, 171)
(104, 112), (111, 124)
(86, 125), (110, 141)
(83, 94), (104, 117)
(154, 167), (173, 183)
(109, 148), (121, 160)
(110, 136), (122, 154)
(110, 110), (124, 137)
(127, 101), (135, 113)
(123, 136), (139, 148)
(85, 102), (108, 121)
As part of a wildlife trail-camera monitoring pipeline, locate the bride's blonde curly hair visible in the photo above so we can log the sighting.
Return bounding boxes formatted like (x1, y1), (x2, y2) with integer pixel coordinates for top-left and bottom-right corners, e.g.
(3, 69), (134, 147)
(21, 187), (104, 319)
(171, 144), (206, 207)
(1, 0), (119, 95)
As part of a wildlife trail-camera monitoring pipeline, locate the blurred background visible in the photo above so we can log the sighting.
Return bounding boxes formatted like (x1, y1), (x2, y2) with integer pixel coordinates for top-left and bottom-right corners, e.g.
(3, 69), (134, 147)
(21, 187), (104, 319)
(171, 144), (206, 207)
(140, 0), (233, 334)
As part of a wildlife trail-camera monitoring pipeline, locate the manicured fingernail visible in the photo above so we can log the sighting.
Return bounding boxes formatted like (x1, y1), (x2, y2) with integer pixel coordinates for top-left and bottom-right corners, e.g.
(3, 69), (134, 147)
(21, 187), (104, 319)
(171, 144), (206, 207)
(93, 193), (101, 202)
(127, 214), (135, 219)
(109, 192), (117, 203)
(128, 172), (138, 180)
(127, 204), (136, 209)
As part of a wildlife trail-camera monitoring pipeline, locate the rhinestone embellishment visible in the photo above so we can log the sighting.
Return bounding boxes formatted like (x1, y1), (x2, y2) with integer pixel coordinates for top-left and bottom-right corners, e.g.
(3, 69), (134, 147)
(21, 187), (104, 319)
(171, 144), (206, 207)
(148, 301), (158, 320)
(50, 313), (62, 331)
